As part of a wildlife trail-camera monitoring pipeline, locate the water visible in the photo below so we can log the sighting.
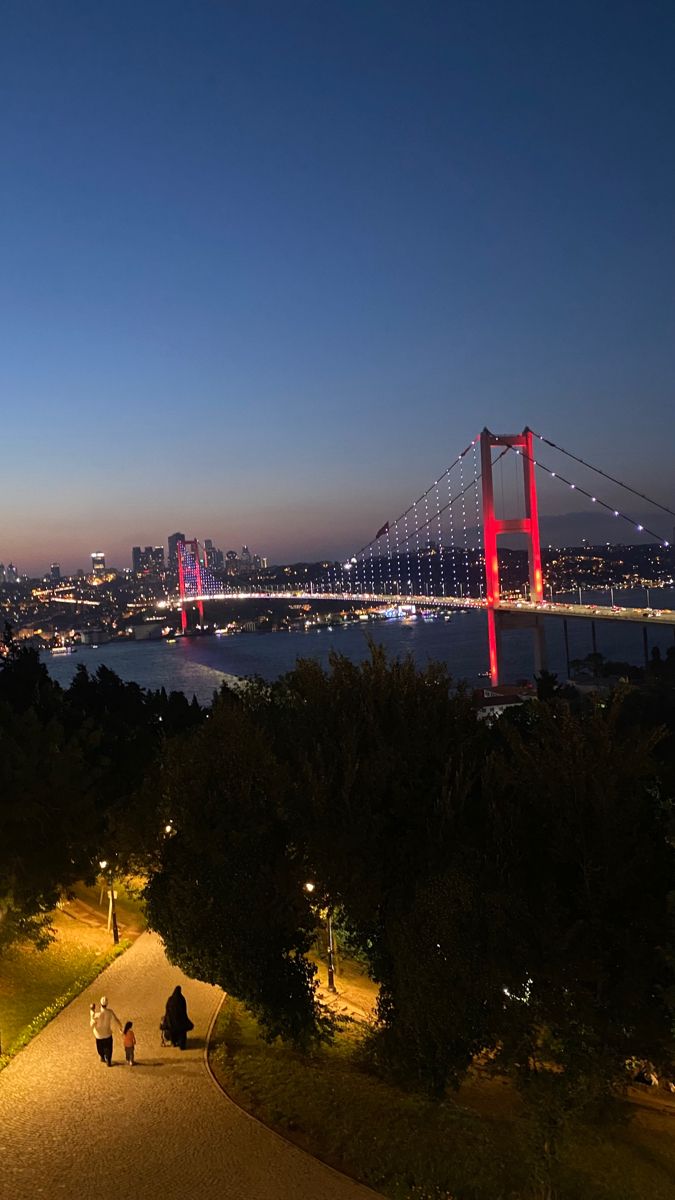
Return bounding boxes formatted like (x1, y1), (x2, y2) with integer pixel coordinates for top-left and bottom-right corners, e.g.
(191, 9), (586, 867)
(44, 589), (675, 706)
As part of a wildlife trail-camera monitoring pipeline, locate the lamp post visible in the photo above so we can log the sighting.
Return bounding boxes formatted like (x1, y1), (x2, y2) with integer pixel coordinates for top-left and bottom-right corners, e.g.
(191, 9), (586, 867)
(325, 909), (336, 993)
(304, 881), (337, 993)
(99, 859), (119, 945)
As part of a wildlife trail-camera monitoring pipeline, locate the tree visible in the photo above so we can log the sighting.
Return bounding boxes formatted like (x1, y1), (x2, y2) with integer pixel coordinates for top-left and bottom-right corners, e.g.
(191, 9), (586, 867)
(63, 665), (205, 869)
(144, 690), (324, 1044)
(485, 700), (675, 1088)
(0, 649), (97, 954)
(247, 646), (497, 1089)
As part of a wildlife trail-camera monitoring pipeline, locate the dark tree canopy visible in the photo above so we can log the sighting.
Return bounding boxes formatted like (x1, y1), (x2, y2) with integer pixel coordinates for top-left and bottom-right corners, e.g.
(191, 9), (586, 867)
(3, 636), (675, 1118)
(144, 692), (321, 1043)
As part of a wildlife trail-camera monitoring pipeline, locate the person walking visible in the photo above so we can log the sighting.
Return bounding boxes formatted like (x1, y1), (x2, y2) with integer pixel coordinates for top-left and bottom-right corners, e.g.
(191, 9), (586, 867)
(123, 1021), (136, 1067)
(162, 986), (193, 1050)
(90, 996), (122, 1066)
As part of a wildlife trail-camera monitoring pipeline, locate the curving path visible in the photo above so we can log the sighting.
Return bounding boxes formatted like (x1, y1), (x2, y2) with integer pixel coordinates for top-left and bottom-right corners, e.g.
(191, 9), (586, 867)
(0, 932), (380, 1200)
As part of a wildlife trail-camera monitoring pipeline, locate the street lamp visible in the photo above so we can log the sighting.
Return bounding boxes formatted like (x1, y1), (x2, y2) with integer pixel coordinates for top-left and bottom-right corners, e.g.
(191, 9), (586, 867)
(304, 881), (336, 993)
(99, 859), (119, 945)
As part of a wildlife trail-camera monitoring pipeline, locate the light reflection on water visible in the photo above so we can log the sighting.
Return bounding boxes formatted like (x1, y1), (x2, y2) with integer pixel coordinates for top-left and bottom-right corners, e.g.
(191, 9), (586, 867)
(44, 589), (675, 707)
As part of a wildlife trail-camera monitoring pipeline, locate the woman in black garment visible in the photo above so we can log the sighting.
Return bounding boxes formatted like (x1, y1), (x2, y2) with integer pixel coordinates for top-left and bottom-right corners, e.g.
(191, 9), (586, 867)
(163, 985), (193, 1049)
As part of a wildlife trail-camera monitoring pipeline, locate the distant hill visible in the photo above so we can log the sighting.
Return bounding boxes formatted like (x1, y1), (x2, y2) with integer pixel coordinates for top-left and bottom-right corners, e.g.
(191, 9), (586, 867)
(537, 511), (673, 548)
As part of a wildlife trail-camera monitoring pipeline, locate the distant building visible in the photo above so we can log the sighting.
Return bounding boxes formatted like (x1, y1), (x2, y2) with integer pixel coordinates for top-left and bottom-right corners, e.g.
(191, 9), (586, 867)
(130, 622), (164, 641)
(79, 627), (109, 646)
(6, 563), (18, 584)
(91, 552), (106, 577)
(204, 539), (223, 569)
(473, 684), (534, 723)
(168, 532), (186, 569)
(133, 545), (166, 574)
(50, 563), (61, 584)
(0, 563), (5, 585)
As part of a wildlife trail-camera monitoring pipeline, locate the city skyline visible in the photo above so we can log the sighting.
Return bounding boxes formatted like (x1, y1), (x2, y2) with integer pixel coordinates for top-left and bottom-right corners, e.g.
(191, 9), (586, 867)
(1, 504), (672, 579)
(2, 2), (674, 571)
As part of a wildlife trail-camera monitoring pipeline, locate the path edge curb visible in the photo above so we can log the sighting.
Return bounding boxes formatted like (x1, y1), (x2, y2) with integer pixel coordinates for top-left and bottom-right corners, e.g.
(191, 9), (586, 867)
(202, 994), (383, 1199)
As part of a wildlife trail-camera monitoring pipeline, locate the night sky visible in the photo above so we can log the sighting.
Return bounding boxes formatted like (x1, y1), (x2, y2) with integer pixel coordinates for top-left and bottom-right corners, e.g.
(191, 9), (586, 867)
(2, 1), (674, 573)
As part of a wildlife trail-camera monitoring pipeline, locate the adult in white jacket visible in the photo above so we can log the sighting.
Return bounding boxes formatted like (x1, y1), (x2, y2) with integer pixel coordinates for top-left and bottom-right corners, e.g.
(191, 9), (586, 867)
(90, 996), (122, 1066)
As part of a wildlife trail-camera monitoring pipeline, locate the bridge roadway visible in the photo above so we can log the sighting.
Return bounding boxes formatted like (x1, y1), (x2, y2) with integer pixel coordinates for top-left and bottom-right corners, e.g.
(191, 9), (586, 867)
(172, 592), (675, 627)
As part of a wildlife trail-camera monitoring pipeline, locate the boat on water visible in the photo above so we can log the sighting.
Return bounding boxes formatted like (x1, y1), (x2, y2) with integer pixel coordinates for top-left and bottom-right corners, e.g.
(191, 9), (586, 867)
(50, 645), (76, 656)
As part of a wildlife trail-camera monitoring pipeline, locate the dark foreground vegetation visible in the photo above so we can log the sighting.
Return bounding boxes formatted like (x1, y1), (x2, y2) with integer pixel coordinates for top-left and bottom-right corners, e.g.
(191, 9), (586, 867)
(3, 629), (675, 1196)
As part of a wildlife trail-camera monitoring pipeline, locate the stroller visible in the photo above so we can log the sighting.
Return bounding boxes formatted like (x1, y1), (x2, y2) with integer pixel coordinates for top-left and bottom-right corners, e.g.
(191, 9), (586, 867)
(159, 1016), (170, 1047)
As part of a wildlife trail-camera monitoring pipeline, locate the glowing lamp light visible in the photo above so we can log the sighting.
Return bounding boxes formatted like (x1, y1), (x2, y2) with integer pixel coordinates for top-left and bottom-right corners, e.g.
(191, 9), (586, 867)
(99, 859), (108, 870)
(304, 881), (315, 893)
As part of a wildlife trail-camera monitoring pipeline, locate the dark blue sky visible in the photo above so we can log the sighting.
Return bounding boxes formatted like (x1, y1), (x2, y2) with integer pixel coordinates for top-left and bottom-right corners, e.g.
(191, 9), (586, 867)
(2, 1), (674, 571)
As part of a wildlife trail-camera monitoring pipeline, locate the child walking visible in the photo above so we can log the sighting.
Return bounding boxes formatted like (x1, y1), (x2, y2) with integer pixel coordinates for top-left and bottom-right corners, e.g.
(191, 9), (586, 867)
(123, 1021), (136, 1067)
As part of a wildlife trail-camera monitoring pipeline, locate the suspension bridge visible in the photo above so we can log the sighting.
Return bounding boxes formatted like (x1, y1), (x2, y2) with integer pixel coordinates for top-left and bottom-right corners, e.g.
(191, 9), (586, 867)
(175, 428), (675, 685)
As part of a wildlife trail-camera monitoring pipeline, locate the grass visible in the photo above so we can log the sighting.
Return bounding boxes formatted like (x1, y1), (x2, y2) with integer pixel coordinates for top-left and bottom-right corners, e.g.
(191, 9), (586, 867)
(0, 880), (145, 1067)
(208, 991), (675, 1200)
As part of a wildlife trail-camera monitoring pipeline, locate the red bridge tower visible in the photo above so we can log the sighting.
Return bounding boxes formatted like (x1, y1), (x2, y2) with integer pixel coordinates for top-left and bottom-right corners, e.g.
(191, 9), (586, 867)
(480, 427), (545, 686)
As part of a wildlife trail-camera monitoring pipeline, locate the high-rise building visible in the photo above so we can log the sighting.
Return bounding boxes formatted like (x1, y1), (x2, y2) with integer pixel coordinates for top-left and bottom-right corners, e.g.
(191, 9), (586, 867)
(91, 552), (106, 577)
(6, 563), (18, 584)
(133, 545), (165, 574)
(203, 539), (223, 569)
(0, 563), (6, 584)
(50, 563), (61, 584)
(168, 532), (186, 569)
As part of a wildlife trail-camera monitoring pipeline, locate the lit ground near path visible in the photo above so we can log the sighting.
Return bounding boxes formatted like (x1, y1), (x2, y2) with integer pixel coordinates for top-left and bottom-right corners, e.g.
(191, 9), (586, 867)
(0, 932), (379, 1200)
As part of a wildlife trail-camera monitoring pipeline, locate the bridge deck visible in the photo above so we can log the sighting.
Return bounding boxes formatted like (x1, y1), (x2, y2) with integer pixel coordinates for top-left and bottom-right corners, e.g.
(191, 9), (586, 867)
(174, 592), (675, 627)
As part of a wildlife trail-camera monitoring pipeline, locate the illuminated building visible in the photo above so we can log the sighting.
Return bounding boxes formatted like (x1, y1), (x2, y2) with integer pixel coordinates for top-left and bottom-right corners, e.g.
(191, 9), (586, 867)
(91, 553), (106, 577)
(168, 532), (186, 570)
(50, 563), (61, 584)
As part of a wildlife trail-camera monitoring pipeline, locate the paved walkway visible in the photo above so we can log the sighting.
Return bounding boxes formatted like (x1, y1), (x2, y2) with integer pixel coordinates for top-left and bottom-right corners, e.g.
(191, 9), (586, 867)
(0, 932), (379, 1200)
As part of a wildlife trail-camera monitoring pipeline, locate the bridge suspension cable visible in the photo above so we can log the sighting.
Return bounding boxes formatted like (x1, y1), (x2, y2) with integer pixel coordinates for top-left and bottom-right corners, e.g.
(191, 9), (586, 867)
(348, 443), (509, 599)
(531, 431), (675, 521)
(509, 445), (671, 548)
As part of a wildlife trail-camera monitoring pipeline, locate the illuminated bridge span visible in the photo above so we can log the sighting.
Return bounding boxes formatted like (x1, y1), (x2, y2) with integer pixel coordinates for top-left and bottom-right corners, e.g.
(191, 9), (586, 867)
(176, 429), (675, 685)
